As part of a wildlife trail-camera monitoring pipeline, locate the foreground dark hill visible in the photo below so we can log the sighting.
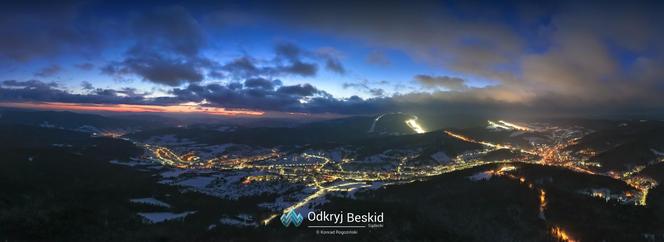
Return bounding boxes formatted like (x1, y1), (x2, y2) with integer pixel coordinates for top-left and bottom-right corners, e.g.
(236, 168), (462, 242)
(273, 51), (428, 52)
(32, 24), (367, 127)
(307, 163), (661, 242)
(3, 123), (664, 241)
(193, 162), (663, 241)
(0, 125), (262, 241)
(5, 112), (664, 241)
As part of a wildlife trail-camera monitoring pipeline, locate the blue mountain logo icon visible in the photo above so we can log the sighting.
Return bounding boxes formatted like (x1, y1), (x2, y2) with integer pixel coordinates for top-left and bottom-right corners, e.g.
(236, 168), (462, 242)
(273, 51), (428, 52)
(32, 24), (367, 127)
(280, 209), (303, 227)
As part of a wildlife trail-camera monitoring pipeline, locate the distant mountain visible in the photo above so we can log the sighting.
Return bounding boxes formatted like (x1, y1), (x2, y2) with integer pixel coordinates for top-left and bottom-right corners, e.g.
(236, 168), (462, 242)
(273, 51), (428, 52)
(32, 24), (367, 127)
(0, 123), (141, 161)
(127, 116), (370, 145)
(564, 120), (664, 172)
(368, 113), (420, 135)
(127, 115), (434, 147)
(450, 126), (552, 149)
(349, 131), (482, 159)
(564, 120), (662, 154)
(0, 124), (92, 149)
(109, 113), (182, 126)
(0, 109), (168, 132)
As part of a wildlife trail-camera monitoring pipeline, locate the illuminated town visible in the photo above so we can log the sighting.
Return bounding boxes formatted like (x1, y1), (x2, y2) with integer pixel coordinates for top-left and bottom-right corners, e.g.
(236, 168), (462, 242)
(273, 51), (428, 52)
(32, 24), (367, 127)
(105, 116), (660, 241)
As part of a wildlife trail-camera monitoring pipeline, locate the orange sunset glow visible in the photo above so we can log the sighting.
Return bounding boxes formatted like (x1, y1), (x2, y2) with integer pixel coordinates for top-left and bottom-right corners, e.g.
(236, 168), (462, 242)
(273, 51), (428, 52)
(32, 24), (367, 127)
(0, 102), (265, 116)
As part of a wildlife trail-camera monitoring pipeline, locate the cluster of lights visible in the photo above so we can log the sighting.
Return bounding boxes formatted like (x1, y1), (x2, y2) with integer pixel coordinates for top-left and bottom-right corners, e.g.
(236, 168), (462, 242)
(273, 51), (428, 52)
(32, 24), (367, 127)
(487, 120), (531, 131)
(139, 118), (658, 241)
(405, 118), (426, 134)
(551, 226), (576, 242)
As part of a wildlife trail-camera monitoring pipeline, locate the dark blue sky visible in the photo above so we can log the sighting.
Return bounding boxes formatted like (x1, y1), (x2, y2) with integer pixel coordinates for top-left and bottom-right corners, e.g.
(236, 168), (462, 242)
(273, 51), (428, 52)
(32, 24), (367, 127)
(1, 0), (663, 117)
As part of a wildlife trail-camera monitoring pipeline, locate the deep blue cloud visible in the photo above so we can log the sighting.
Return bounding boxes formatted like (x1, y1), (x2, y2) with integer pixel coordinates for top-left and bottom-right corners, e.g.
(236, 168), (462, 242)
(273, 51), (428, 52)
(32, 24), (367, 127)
(102, 52), (206, 86)
(244, 78), (279, 90)
(0, 79), (149, 105)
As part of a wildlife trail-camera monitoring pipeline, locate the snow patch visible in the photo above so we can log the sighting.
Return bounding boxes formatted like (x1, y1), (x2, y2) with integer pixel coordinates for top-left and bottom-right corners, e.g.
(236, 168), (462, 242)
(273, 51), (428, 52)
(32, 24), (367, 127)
(110, 159), (153, 167)
(40, 121), (56, 128)
(160, 169), (190, 178)
(430, 151), (451, 163)
(652, 148), (664, 156)
(130, 198), (171, 208)
(137, 211), (196, 224)
(218, 214), (258, 227)
(75, 125), (101, 133)
(510, 131), (526, 137)
(468, 171), (493, 181)
(176, 176), (216, 188)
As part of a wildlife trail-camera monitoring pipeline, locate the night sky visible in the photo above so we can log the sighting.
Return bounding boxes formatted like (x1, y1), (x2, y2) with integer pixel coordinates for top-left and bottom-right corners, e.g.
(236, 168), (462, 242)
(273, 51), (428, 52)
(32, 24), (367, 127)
(1, 0), (663, 118)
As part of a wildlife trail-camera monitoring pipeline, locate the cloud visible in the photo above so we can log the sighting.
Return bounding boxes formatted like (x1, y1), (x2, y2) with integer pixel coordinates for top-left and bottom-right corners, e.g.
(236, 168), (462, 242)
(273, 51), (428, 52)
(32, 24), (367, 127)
(0, 2), (104, 62)
(274, 42), (302, 60)
(75, 63), (95, 70)
(369, 88), (385, 96)
(81, 81), (94, 90)
(207, 70), (226, 79)
(0, 3), (351, 98)
(252, 0), (664, 113)
(315, 47), (346, 74)
(244, 78), (280, 90)
(166, 80), (327, 111)
(94, 15), (344, 86)
(1, 80), (69, 102)
(512, 3), (664, 105)
(100, 6), (210, 86)
(130, 6), (205, 58)
(160, 79), (393, 114)
(261, 1), (523, 82)
(3, 2), (664, 118)
(279, 60), (317, 77)
(0, 79), (149, 105)
(102, 52), (205, 86)
(221, 56), (263, 79)
(366, 50), (391, 66)
(34, 65), (62, 77)
(274, 42), (344, 75)
(3, 79), (58, 89)
(324, 58), (345, 74)
(276, 83), (319, 96)
(221, 43), (345, 79)
(414, 75), (468, 91)
(2, 77), (660, 118)
(272, 42), (320, 76)
(342, 80), (386, 97)
(221, 54), (318, 79)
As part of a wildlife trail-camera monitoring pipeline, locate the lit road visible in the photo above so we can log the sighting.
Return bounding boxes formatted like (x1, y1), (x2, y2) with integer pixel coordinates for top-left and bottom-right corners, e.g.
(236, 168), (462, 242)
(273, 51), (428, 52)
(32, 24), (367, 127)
(137, 119), (655, 241)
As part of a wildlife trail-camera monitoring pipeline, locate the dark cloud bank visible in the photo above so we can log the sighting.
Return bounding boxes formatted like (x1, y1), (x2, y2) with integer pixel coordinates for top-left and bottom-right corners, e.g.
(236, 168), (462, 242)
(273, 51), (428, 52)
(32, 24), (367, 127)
(0, 79), (392, 115)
